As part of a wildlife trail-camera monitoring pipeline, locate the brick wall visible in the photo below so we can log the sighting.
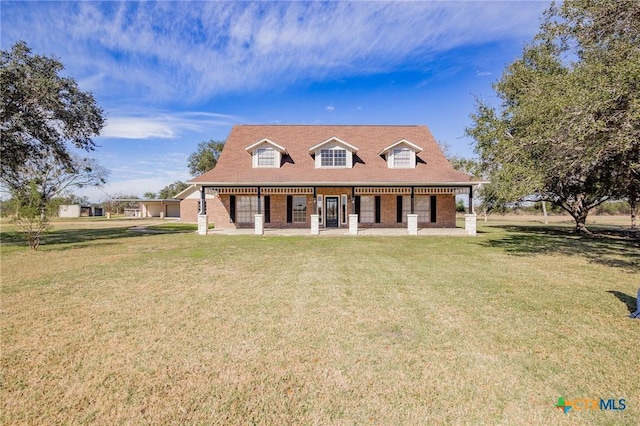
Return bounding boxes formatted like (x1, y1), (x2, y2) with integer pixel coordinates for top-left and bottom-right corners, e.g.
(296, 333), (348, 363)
(180, 189), (457, 229)
(179, 193), (230, 228)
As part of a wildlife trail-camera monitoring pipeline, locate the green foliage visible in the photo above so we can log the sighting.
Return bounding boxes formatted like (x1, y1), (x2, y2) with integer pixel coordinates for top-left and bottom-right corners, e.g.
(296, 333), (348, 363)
(1, 41), (105, 180)
(1, 41), (107, 241)
(158, 181), (189, 199)
(455, 199), (466, 213)
(593, 201), (632, 216)
(106, 194), (139, 214)
(467, 0), (640, 232)
(2, 150), (108, 218)
(143, 192), (157, 199)
(12, 182), (53, 250)
(187, 139), (224, 176)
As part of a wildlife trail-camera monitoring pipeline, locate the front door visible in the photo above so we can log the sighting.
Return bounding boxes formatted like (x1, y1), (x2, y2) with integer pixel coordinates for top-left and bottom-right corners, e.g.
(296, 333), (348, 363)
(325, 197), (339, 227)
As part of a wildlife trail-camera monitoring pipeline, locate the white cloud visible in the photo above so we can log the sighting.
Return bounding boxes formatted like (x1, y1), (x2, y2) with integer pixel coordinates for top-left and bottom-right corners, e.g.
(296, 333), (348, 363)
(1, 1), (550, 102)
(325, 106), (335, 112)
(102, 117), (175, 139)
(101, 110), (239, 139)
(476, 71), (493, 77)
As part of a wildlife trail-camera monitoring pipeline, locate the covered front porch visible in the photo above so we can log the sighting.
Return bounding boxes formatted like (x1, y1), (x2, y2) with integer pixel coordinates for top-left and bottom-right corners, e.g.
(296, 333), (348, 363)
(194, 184), (478, 236)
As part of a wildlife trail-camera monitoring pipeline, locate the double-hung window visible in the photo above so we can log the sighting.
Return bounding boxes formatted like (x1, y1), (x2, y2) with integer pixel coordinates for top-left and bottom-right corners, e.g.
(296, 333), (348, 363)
(256, 148), (276, 167)
(393, 148), (411, 168)
(359, 196), (375, 223)
(320, 149), (346, 167)
(236, 196), (259, 224)
(292, 196), (307, 223)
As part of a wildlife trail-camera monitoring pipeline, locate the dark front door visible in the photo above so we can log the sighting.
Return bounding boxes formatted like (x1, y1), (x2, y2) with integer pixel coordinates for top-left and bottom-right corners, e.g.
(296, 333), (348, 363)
(326, 197), (339, 227)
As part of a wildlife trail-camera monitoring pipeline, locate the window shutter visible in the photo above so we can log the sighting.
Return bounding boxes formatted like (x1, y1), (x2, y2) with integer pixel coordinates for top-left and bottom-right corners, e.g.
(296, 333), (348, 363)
(264, 196), (271, 223)
(375, 196), (381, 223)
(396, 196), (403, 223)
(286, 195), (292, 223)
(430, 195), (437, 223)
(229, 196), (236, 223)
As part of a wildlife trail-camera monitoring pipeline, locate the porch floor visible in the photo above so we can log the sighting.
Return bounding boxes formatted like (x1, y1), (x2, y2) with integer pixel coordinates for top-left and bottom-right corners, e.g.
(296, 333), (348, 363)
(205, 227), (470, 236)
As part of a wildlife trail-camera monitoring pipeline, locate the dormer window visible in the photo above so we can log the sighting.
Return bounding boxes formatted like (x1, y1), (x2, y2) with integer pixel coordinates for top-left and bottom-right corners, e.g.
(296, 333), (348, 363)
(392, 148), (411, 167)
(379, 139), (424, 169)
(321, 148), (346, 167)
(256, 148), (276, 167)
(245, 139), (287, 168)
(309, 137), (358, 169)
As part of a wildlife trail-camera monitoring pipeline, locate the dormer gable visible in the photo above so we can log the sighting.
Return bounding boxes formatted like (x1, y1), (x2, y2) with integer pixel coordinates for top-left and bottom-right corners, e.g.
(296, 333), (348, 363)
(378, 139), (424, 169)
(245, 138), (287, 168)
(308, 137), (358, 169)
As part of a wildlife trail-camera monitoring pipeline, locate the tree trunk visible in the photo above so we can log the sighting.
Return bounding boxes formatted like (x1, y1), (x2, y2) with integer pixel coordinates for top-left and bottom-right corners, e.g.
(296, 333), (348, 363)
(629, 198), (637, 229)
(541, 200), (548, 224)
(569, 205), (590, 233)
(563, 195), (591, 234)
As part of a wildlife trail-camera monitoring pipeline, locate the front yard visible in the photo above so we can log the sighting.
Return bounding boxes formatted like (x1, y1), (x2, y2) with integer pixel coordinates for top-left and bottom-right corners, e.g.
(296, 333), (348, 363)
(1, 217), (638, 424)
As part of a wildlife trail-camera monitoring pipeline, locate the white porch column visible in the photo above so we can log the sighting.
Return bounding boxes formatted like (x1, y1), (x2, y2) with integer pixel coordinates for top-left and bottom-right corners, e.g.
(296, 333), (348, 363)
(310, 214), (320, 235)
(349, 214), (358, 235)
(254, 214), (264, 235)
(197, 214), (208, 235)
(407, 214), (418, 235)
(465, 213), (477, 236)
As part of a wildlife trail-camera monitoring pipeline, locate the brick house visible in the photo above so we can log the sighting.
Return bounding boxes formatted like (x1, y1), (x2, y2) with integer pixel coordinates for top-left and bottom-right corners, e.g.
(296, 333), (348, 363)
(181, 125), (478, 231)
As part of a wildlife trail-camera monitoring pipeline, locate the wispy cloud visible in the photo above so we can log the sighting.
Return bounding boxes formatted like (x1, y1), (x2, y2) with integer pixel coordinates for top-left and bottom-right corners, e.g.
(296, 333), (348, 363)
(476, 71), (493, 77)
(325, 106), (335, 112)
(101, 110), (240, 139)
(2, 1), (548, 103)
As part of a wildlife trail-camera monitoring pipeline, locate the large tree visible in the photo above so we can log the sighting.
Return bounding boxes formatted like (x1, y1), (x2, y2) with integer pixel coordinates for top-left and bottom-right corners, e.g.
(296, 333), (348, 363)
(467, 0), (640, 232)
(187, 139), (224, 176)
(1, 41), (105, 179)
(158, 180), (189, 199)
(6, 151), (109, 249)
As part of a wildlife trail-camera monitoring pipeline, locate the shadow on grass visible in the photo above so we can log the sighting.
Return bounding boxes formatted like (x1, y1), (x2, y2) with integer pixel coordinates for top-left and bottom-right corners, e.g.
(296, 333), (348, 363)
(607, 290), (638, 315)
(1, 225), (195, 251)
(483, 224), (640, 273)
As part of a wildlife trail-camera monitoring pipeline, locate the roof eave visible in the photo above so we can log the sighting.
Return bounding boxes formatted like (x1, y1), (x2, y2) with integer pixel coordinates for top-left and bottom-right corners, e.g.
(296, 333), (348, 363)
(189, 181), (483, 187)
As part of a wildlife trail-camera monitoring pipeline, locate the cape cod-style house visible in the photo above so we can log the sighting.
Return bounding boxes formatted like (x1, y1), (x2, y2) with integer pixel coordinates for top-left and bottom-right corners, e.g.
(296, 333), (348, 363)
(179, 125), (479, 234)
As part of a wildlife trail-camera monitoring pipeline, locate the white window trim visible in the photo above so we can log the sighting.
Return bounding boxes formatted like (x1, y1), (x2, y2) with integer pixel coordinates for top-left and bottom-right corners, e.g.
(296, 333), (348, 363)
(254, 147), (277, 167)
(320, 148), (348, 168)
(380, 139), (423, 169)
(246, 139), (286, 169)
(391, 148), (412, 168)
(310, 137), (357, 169)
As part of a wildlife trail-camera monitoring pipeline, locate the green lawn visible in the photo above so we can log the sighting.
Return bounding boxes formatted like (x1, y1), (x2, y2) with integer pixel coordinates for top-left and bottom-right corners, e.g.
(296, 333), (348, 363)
(1, 217), (638, 424)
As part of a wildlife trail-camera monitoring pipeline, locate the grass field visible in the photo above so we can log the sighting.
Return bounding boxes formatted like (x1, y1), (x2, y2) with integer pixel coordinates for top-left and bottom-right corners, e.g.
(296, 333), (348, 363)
(1, 215), (639, 424)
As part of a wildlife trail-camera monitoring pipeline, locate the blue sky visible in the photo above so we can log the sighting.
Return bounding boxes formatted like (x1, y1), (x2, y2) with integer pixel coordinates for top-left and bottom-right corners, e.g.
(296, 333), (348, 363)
(2, 1), (550, 202)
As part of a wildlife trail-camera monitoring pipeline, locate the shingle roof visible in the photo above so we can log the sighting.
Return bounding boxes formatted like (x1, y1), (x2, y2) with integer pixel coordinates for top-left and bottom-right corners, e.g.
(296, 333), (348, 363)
(190, 125), (474, 185)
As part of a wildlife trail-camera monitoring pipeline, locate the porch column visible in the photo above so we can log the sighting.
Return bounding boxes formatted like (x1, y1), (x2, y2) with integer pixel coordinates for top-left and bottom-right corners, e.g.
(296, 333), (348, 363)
(199, 187), (206, 214)
(468, 185), (474, 214)
(349, 214), (358, 235)
(465, 213), (477, 236)
(407, 214), (418, 235)
(310, 214), (320, 235)
(351, 187), (356, 214)
(257, 187), (261, 214)
(411, 187), (415, 214)
(198, 186), (208, 235)
(254, 214), (264, 235)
